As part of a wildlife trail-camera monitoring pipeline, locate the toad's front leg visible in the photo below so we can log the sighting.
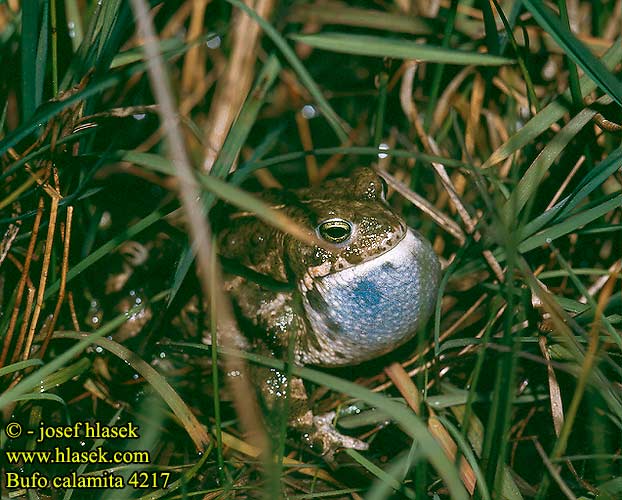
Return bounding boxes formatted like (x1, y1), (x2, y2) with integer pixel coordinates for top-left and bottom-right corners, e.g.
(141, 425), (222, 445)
(231, 280), (369, 457)
(255, 361), (369, 459)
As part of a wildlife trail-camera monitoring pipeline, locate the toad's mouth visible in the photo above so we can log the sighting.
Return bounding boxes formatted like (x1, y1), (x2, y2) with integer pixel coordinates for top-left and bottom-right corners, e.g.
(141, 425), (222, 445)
(299, 228), (441, 366)
(304, 223), (407, 282)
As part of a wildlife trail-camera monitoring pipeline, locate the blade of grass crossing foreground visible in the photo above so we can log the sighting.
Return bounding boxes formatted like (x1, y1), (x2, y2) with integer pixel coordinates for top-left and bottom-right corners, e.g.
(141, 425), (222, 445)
(208, 242), (225, 483)
(0, 62), (144, 156)
(63, 407), (125, 500)
(453, 406), (524, 500)
(119, 151), (320, 248)
(373, 72), (388, 146)
(231, 145), (467, 183)
(225, 0), (350, 143)
(166, 56), (281, 309)
(270, 306), (300, 499)
(523, 0), (622, 107)
(288, 3), (434, 36)
(483, 247), (519, 495)
(95, 0), (123, 62)
(136, 450), (212, 500)
(60, 0), (103, 88)
(50, 0), (58, 94)
(480, 0), (500, 56)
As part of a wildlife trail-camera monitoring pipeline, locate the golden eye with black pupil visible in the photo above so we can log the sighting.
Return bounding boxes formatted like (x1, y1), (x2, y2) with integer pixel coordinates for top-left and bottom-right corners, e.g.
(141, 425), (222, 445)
(317, 219), (352, 243)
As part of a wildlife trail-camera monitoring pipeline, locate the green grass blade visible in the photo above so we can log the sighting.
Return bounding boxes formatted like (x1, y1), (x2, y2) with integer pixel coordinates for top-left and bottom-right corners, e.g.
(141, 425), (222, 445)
(519, 192), (622, 253)
(520, 145), (622, 238)
(491, 0), (540, 112)
(225, 0), (350, 143)
(95, 0), (122, 62)
(480, 0), (500, 56)
(502, 99), (601, 220)
(39, 358), (91, 392)
(483, 40), (622, 167)
(117, 151), (320, 247)
(35, 0), (49, 105)
(345, 449), (416, 499)
(549, 243), (622, 349)
(53, 332), (211, 451)
(20, 0), (39, 121)
(424, 0), (458, 128)
(556, 0), (583, 110)
(436, 415), (492, 500)
(59, 0), (103, 88)
(563, 145), (622, 214)
(0, 310), (132, 408)
(165, 245), (194, 308)
(11, 393), (68, 406)
(44, 209), (167, 299)
(0, 64), (142, 157)
(64, 0), (84, 50)
(63, 408), (125, 500)
(0, 358), (44, 377)
(523, 0), (622, 107)
(290, 32), (514, 65)
(211, 54), (281, 179)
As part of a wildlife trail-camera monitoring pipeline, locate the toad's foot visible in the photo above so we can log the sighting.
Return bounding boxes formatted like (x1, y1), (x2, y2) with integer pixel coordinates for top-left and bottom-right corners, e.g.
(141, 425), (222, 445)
(301, 411), (369, 459)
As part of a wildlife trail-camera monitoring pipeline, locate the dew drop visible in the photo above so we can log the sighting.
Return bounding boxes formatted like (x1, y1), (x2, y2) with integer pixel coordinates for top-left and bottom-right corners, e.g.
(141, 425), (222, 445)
(301, 104), (317, 119)
(377, 143), (389, 159)
(206, 36), (221, 49)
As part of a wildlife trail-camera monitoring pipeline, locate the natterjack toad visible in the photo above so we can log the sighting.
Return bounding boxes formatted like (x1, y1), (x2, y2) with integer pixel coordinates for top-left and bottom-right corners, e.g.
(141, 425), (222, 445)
(214, 167), (441, 451)
(217, 168), (440, 364)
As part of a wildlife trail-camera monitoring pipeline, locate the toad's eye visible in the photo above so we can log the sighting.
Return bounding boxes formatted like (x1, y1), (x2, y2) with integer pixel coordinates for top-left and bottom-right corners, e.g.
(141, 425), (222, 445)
(317, 219), (352, 243)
